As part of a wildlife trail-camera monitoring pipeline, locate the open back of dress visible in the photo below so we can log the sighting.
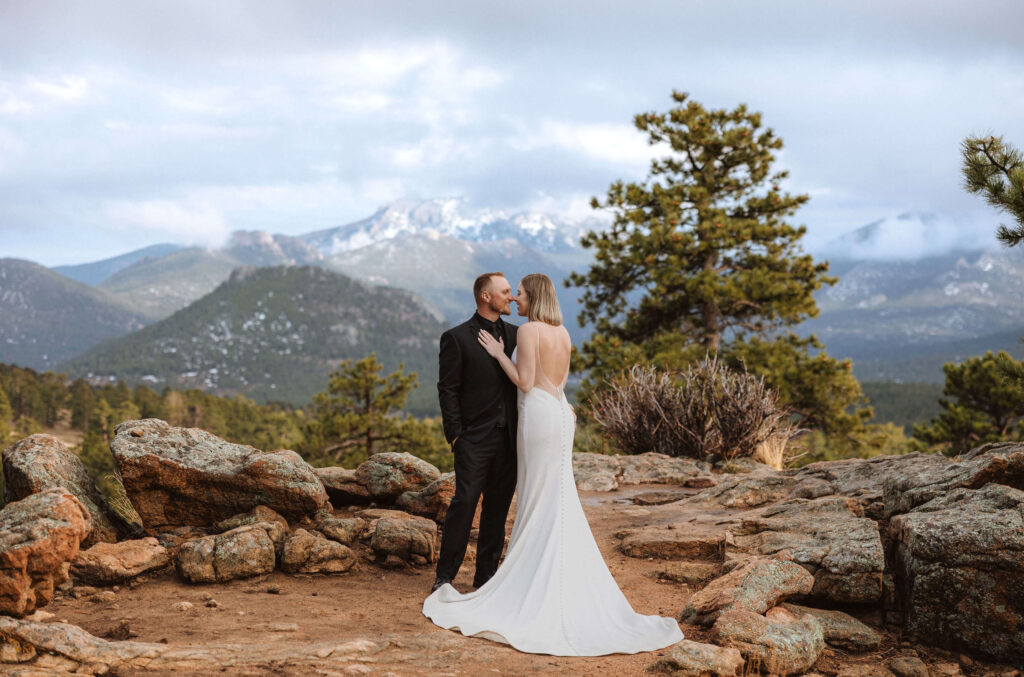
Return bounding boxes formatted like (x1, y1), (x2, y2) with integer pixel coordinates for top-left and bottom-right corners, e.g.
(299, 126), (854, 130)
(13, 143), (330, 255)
(423, 323), (683, 656)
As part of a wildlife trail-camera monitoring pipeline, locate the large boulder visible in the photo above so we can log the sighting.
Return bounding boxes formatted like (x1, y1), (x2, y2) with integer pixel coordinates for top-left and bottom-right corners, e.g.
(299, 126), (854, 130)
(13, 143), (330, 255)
(648, 639), (744, 676)
(177, 522), (283, 583)
(883, 443), (1024, 518)
(0, 488), (91, 617)
(680, 556), (814, 626)
(727, 497), (884, 603)
(70, 537), (170, 585)
(111, 419), (328, 528)
(353, 452), (440, 501)
(281, 528), (356, 574)
(2, 434), (136, 546)
(367, 513), (438, 564)
(314, 466), (372, 506)
(396, 472), (455, 522)
(315, 516), (367, 546)
(710, 608), (825, 676)
(888, 483), (1024, 663)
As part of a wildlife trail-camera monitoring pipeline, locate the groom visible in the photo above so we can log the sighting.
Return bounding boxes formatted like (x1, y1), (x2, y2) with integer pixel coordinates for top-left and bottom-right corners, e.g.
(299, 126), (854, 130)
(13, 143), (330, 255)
(432, 272), (519, 593)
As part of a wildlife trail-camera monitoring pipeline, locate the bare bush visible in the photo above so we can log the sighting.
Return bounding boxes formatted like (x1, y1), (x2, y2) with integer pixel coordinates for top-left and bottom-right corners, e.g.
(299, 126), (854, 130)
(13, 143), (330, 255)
(587, 356), (794, 461)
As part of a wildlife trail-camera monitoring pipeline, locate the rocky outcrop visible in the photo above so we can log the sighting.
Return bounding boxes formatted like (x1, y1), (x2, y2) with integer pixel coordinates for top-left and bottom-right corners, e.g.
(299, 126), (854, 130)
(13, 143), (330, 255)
(619, 525), (726, 562)
(2, 433), (136, 545)
(727, 497), (884, 603)
(111, 419), (329, 528)
(888, 483), (1024, 663)
(648, 639), (744, 676)
(281, 529), (357, 574)
(396, 472), (455, 522)
(883, 443), (1024, 518)
(710, 608), (825, 676)
(70, 537), (170, 585)
(572, 452), (711, 492)
(353, 452), (441, 501)
(0, 488), (91, 617)
(213, 505), (289, 534)
(177, 522), (284, 583)
(681, 556), (814, 626)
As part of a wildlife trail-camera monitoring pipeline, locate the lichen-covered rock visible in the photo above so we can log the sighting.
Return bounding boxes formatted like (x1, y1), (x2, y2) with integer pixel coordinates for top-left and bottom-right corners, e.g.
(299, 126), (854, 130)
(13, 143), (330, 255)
(572, 453), (622, 491)
(2, 434), (136, 546)
(0, 488), (91, 617)
(396, 472), (455, 522)
(887, 655), (930, 677)
(710, 608), (825, 676)
(368, 514), (437, 564)
(281, 528), (356, 574)
(727, 497), (884, 603)
(177, 523), (281, 583)
(777, 603), (880, 651)
(888, 483), (1024, 663)
(314, 466), (372, 506)
(71, 538), (170, 585)
(647, 638), (744, 676)
(213, 505), (288, 533)
(316, 516), (367, 546)
(883, 443), (1024, 518)
(111, 419), (329, 527)
(353, 452), (440, 501)
(633, 490), (688, 506)
(680, 556), (814, 625)
(655, 561), (722, 587)
(619, 526), (726, 562)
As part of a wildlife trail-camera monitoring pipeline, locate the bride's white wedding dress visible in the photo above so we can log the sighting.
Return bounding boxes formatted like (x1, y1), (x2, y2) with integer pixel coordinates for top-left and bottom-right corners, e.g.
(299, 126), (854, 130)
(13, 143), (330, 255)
(422, 342), (683, 656)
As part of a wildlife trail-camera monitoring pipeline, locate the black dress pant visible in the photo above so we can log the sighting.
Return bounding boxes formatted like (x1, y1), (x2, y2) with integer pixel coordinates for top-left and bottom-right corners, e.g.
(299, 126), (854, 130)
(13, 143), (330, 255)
(435, 425), (517, 585)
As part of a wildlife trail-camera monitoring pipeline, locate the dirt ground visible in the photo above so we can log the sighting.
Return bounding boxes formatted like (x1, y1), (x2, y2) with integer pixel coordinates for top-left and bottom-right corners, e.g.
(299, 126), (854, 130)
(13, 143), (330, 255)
(42, 485), (1000, 677)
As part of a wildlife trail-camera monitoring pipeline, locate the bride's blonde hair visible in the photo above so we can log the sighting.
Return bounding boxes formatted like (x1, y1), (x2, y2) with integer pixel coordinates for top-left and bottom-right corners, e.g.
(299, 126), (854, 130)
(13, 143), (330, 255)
(520, 273), (562, 326)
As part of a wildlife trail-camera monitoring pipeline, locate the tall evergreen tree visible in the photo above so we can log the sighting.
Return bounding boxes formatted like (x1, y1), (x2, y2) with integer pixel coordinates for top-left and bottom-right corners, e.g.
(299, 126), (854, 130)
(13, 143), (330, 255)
(570, 91), (867, 433)
(913, 351), (1024, 455)
(962, 135), (1024, 247)
(0, 386), (12, 446)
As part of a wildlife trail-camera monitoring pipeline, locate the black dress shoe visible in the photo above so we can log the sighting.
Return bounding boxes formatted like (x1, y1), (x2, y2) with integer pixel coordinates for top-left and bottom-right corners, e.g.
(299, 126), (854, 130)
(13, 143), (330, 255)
(431, 576), (452, 593)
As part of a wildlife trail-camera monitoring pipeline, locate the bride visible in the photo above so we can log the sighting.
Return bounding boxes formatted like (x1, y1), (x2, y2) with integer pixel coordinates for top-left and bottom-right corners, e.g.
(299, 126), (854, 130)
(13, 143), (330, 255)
(422, 273), (683, 656)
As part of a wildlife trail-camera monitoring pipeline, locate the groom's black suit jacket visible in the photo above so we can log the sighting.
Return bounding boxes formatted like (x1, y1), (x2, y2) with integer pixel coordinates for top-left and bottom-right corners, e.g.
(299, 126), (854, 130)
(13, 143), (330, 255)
(437, 312), (519, 447)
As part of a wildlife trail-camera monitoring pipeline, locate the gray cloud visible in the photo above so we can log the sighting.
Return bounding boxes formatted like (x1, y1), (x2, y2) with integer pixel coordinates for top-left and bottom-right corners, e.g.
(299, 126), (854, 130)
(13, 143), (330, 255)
(0, 0), (1021, 264)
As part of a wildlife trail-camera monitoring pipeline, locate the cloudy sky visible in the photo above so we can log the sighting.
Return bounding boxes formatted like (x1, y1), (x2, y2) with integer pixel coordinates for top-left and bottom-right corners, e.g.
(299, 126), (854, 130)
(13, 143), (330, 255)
(1, 0), (1022, 266)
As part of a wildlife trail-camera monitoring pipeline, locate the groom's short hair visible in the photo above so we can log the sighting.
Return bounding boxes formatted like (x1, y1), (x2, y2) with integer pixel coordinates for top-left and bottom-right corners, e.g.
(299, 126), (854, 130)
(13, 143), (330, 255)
(473, 272), (505, 303)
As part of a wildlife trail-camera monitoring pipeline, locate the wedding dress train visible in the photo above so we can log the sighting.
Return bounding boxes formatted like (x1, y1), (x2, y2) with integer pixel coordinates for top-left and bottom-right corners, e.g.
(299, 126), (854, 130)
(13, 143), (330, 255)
(422, 347), (683, 656)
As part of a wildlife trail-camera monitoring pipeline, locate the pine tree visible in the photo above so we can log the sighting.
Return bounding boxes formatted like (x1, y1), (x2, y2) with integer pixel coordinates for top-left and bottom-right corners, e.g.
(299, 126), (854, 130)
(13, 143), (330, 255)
(913, 351), (1024, 455)
(569, 91), (866, 433)
(303, 354), (445, 467)
(962, 135), (1024, 246)
(0, 386), (12, 446)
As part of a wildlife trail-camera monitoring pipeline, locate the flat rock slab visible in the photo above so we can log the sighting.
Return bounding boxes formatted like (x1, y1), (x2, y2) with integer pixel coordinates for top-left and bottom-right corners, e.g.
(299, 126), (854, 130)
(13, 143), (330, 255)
(619, 525), (726, 562)
(213, 505), (288, 534)
(572, 452), (711, 492)
(647, 639), (744, 676)
(177, 522), (284, 583)
(710, 608), (825, 676)
(888, 483), (1024, 664)
(111, 418), (329, 528)
(633, 491), (688, 506)
(2, 433), (134, 546)
(655, 561), (723, 586)
(71, 537), (170, 585)
(0, 488), (91, 617)
(681, 556), (814, 626)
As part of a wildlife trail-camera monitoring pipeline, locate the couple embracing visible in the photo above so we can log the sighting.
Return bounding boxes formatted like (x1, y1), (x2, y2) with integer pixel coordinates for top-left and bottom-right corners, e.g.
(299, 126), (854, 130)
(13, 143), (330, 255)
(422, 272), (683, 656)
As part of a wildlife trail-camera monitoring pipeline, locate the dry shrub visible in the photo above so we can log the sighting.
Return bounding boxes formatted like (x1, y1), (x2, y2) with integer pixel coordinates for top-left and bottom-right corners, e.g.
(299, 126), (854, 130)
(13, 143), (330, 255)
(587, 356), (794, 461)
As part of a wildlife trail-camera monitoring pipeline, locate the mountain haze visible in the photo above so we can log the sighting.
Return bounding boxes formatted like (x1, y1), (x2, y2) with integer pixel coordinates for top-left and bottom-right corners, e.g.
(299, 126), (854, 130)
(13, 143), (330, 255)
(0, 258), (149, 370)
